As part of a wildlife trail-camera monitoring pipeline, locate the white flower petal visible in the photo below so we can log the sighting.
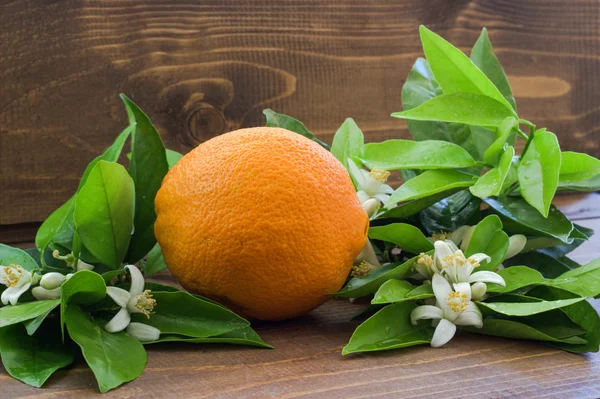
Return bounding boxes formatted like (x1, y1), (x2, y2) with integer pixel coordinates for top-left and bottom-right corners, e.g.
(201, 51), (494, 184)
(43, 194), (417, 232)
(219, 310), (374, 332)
(432, 274), (452, 312)
(452, 282), (472, 302)
(125, 265), (145, 296)
(1, 287), (12, 305)
(431, 318), (457, 348)
(106, 286), (131, 308)
(469, 253), (491, 265)
(361, 198), (380, 218)
(505, 234), (527, 260)
(460, 226), (476, 252)
(411, 305), (443, 325)
(347, 159), (368, 187)
(374, 193), (391, 205)
(469, 271), (506, 287)
(450, 225), (470, 246)
(5, 282), (31, 305)
(357, 191), (370, 203)
(354, 240), (380, 267)
(126, 322), (161, 342)
(470, 282), (487, 301)
(379, 184), (394, 195)
(105, 308), (131, 333)
(32, 286), (61, 300)
(77, 260), (95, 271)
(454, 303), (483, 328)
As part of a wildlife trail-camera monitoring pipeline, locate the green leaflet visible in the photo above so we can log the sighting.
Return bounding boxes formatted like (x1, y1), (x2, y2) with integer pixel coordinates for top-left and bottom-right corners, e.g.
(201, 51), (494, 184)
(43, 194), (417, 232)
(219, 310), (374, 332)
(502, 253), (575, 279)
(559, 151), (600, 183)
(361, 140), (475, 170)
(166, 149), (184, 169)
(342, 302), (432, 355)
(121, 94), (170, 263)
(146, 326), (272, 349)
(263, 109), (330, 150)
(464, 215), (509, 271)
(518, 129), (562, 217)
(65, 305), (147, 393)
(419, 190), (481, 234)
(144, 243), (168, 277)
(387, 170), (475, 208)
(368, 223), (433, 254)
(462, 319), (586, 345)
(419, 25), (515, 113)
(372, 281), (434, 305)
(470, 146), (515, 198)
(483, 117), (517, 166)
(330, 118), (364, 172)
(477, 297), (585, 317)
(375, 187), (466, 220)
(0, 244), (39, 271)
(0, 299), (60, 328)
(393, 92), (516, 128)
(74, 161), (135, 269)
(60, 271), (107, 337)
(558, 173), (600, 192)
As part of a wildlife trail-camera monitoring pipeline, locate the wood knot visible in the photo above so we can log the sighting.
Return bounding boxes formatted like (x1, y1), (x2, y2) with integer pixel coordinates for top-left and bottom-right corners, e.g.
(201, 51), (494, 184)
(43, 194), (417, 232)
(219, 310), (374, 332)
(185, 103), (227, 143)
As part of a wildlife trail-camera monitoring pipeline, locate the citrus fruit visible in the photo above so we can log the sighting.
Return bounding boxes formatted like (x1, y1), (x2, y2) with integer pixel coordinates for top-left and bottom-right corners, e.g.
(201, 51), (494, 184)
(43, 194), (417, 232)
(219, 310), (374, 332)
(154, 127), (368, 320)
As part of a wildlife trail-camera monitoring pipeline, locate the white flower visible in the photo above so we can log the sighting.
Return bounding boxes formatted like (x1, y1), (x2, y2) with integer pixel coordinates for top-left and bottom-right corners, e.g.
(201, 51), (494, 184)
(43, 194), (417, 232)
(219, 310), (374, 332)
(411, 274), (483, 347)
(414, 252), (438, 280)
(428, 225), (475, 252)
(433, 241), (505, 287)
(104, 265), (160, 341)
(76, 260), (95, 271)
(354, 239), (381, 267)
(0, 264), (34, 305)
(347, 159), (394, 205)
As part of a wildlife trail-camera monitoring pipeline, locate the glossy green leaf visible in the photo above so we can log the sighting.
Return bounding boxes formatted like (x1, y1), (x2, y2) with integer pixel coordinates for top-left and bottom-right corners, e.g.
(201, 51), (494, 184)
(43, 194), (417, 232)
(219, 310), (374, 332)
(558, 173), (600, 192)
(333, 254), (426, 299)
(121, 94), (170, 263)
(372, 280), (434, 305)
(484, 196), (574, 243)
(470, 146), (515, 198)
(387, 170), (475, 208)
(147, 326), (272, 348)
(463, 319), (586, 345)
(263, 109), (330, 150)
(477, 297), (585, 316)
(144, 243), (168, 277)
(166, 149), (184, 169)
(419, 25), (514, 112)
(0, 244), (39, 271)
(559, 151), (600, 183)
(368, 224), (433, 254)
(393, 92), (516, 128)
(60, 270), (107, 337)
(330, 118), (364, 171)
(483, 117), (517, 166)
(419, 190), (481, 234)
(361, 139), (475, 170)
(342, 302), (432, 355)
(555, 260), (600, 298)
(23, 308), (55, 336)
(465, 215), (509, 271)
(65, 305), (146, 393)
(74, 161), (135, 268)
(0, 323), (75, 388)
(130, 291), (249, 338)
(0, 299), (60, 328)
(470, 28), (516, 110)
(503, 253), (574, 279)
(518, 129), (562, 217)
(500, 155), (519, 193)
(375, 187), (466, 220)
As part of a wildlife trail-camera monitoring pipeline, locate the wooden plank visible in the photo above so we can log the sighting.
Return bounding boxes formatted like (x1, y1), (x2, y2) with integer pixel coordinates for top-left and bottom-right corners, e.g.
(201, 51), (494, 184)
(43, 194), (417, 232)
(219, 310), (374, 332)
(2, 0), (600, 225)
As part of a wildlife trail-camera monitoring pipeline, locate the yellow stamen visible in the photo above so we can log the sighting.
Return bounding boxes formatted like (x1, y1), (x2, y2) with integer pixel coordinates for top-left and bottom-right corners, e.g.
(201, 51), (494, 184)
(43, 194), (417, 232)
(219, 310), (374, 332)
(432, 231), (451, 241)
(134, 290), (156, 318)
(417, 253), (433, 267)
(2, 265), (23, 287)
(351, 261), (375, 278)
(369, 169), (390, 183)
(446, 290), (469, 313)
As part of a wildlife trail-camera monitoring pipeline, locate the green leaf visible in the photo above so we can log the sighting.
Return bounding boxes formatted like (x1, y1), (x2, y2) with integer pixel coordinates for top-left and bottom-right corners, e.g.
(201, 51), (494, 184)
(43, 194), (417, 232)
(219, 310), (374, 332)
(0, 299), (60, 328)
(518, 130), (562, 217)
(130, 291), (249, 338)
(263, 109), (330, 150)
(23, 308), (55, 336)
(484, 196), (573, 243)
(60, 270), (107, 337)
(330, 118), (364, 172)
(121, 94), (170, 264)
(419, 190), (481, 234)
(361, 139), (475, 170)
(554, 260), (600, 298)
(368, 224), (433, 254)
(144, 243), (168, 277)
(65, 305), (146, 393)
(483, 117), (517, 166)
(333, 254), (426, 299)
(558, 173), (600, 192)
(372, 280), (434, 305)
(470, 146), (515, 198)
(419, 25), (515, 112)
(375, 187), (466, 220)
(147, 326), (272, 348)
(503, 253), (574, 279)
(0, 323), (75, 388)
(477, 297), (585, 316)
(464, 215), (509, 270)
(387, 170), (475, 208)
(342, 302), (432, 355)
(0, 244), (39, 271)
(393, 92), (516, 128)
(74, 161), (135, 268)
(463, 319), (586, 345)
(470, 28), (516, 110)
(559, 151), (600, 183)
(166, 149), (184, 169)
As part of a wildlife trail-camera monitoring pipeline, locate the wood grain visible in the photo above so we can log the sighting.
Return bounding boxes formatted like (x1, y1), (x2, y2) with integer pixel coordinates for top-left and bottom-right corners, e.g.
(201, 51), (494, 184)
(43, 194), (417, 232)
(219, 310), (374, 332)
(1, 193), (599, 399)
(1, 0), (600, 226)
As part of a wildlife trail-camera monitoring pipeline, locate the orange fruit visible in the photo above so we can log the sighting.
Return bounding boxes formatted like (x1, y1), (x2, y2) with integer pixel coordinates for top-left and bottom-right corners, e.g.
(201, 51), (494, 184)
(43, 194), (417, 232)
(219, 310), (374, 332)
(154, 127), (368, 320)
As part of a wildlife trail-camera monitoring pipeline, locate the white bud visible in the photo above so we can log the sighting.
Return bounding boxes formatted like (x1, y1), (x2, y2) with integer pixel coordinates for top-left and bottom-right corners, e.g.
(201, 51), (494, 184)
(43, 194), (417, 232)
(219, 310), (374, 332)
(459, 226), (476, 252)
(76, 260), (95, 271)
(65, 273), (74, 281)
(126, 322), (161, 342)
(505, 234), (527, 260)
(471, 282), (487, 301)
(32, 286), (61, 300)
(40, 272), (65, 290)
(361, 198), (380, 218)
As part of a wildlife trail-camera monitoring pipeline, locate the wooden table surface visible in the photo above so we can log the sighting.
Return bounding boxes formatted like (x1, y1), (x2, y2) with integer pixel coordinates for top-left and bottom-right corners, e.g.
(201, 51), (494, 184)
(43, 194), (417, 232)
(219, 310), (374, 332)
(2, 193), (600, 399)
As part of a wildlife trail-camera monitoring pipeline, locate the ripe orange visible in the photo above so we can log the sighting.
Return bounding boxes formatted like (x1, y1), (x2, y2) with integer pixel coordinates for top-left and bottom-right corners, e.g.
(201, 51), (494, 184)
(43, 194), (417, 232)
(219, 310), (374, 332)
(154, 127), (368, 320)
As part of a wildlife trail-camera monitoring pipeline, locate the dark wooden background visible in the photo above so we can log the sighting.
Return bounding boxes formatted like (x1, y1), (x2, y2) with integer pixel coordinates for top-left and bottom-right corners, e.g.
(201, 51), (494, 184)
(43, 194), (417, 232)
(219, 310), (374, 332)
(2, 0), (599, 238)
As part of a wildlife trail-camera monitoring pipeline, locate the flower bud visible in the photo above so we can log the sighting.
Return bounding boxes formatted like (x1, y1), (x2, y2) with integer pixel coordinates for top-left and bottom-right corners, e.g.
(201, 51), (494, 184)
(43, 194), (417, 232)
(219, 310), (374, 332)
(65, 273), (74, 281)
(32, 286), (61, 300)
(505, 234), (527, 260)
(459, 226), (476, 252)
(77, 260), (95, 271)
(126, 322), (161, 342)
(40, 272), (65, 290)
(361, 198), (380, 218)
(471, 282), (487, 301)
